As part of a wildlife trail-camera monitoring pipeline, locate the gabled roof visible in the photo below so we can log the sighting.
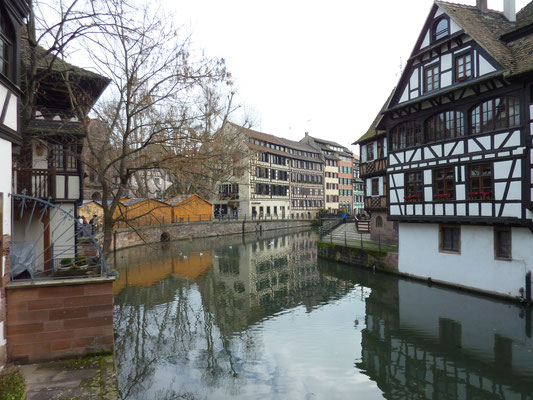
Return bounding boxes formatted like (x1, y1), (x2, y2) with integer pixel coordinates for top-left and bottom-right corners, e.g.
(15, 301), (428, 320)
(121, 198), (168, 207)
(166, 194), (212, 207)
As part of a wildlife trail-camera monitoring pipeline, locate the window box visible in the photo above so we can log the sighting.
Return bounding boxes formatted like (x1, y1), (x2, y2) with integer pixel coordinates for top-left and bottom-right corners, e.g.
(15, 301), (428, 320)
(466, 191), (491, 201)
(404, 195), (423, 203)
(433, 194), (452, 201)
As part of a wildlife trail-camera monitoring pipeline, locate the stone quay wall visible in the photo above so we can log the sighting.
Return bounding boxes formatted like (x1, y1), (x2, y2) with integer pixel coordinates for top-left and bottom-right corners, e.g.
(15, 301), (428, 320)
(6, 277), (115, 364)
(317, 241), (399, 272)
(112, 219), (314, 251)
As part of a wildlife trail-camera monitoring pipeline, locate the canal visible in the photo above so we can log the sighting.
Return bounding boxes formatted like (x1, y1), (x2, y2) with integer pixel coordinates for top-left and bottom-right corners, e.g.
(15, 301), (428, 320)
(113, 228), (533, 400)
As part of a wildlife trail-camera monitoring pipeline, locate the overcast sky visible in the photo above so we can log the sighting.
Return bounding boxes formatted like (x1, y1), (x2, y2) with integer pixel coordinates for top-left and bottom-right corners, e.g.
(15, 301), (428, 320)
(165, 0), (530, 152)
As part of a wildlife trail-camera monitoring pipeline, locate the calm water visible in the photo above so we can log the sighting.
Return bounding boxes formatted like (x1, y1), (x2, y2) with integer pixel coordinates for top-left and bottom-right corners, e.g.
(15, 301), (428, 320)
(113, 229), (533, 400)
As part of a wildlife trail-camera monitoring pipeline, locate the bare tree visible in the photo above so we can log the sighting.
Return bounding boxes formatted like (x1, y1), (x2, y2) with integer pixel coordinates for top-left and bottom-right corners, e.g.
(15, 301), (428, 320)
(74, 0), (250, 255)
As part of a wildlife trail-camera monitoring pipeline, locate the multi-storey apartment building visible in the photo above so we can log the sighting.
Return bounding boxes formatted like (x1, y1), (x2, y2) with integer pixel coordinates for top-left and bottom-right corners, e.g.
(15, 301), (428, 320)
(280, 138), (324, 219)
(353, 155), (365, 215)
(338, 153), (354, 214)
(215, 124), (290, 219)
(371, 0), (533, 298)
(301, 135), (354, 214)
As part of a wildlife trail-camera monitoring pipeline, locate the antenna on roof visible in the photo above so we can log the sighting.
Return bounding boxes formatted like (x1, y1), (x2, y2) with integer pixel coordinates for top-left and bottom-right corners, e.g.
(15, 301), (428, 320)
(396, 57), (403, 77)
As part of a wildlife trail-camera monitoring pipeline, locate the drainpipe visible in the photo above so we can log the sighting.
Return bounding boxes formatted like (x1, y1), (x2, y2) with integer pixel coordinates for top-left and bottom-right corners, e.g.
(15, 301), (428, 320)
(526, 271), (532, 305)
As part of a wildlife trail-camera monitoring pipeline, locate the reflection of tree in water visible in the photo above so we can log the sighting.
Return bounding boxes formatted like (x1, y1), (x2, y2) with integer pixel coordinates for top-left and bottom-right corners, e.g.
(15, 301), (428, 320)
(114, 230), (355, 399)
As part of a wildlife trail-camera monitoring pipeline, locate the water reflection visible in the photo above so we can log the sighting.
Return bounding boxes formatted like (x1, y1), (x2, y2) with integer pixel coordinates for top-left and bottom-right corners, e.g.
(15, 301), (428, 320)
(114, 230), (533, 400)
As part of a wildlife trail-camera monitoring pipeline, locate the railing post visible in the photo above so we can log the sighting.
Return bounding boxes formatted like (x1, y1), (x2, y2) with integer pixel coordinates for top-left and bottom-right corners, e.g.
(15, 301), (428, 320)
(379, 234), (381, 251)
(344, 231), (347, 246)
(360, 233), (363, 248)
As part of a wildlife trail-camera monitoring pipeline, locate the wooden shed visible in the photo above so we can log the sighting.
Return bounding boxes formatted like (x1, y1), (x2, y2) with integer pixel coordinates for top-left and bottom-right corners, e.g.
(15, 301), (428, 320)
(166, 194), (213, 222)
(78, 200), (103, 221)
(114, 198), (172, 227)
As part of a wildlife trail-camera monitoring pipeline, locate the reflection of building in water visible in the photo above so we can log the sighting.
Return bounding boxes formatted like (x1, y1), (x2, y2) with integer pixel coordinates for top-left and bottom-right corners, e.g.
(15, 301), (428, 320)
(212, 231), (320, 308)
(113, 250), (213, 294)
(358, 278), (533, 399)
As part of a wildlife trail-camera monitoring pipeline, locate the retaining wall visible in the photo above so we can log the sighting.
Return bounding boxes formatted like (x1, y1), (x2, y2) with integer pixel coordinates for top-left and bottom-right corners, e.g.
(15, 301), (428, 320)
(113, 219), (314, 251)
(6, 277), (115, 364)
(0, 235), (10, 366)
(317, 241), (398, 272)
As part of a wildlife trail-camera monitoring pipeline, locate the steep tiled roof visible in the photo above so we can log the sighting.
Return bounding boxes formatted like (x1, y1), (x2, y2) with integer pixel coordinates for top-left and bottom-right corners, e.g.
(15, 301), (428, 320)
(436, 1), (533, 76)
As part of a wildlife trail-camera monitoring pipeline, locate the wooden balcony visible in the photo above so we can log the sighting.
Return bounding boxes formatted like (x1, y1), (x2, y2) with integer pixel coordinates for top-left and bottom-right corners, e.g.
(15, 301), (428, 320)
(364, 196), (387, 210)
(361, 158), (387, 177)
(14, 168), (56, 199)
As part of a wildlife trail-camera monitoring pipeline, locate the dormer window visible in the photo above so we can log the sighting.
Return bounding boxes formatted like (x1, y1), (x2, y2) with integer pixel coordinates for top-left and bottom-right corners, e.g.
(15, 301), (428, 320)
(432, 17), (449, 42)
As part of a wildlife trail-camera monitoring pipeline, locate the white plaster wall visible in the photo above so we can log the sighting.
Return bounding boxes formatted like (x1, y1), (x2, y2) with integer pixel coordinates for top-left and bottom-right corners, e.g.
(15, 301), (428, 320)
(31, 141), (48, 169)
(13, 216), (45, 271)
(4, 95), (17, 131)
(68, 176), (80, 200)
(398, 280), (533, 373)
(398, 223), (531, 297)
(0, 139), (11, 236)
(479, 54), (496, 76)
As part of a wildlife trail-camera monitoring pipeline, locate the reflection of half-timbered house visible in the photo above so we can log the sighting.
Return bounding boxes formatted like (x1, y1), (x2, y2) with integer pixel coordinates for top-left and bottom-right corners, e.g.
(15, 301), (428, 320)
(381, 0), (533, 298)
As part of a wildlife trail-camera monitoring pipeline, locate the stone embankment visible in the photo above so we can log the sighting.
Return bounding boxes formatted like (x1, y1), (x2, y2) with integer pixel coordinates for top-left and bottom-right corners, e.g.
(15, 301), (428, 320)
(317, 241), (398, 272)
(112, 219), (314, 251)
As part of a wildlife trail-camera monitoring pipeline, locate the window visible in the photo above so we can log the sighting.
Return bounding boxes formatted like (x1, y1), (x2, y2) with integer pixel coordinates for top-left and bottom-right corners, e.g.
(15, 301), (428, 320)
(405, 171), (423, 198)
(425, 64), (440, 92)
(425, 111), (464, 143)
(376, 216), (383, 228)
(366, 144), (374, 161)
(439, 226), (460, 253)
(433, 167), (455, 197)
(432, 17), (449, 42)
(50, 144), (77, 172)
(371, 178), (379, 196)
(455, 53), (472, 81)
(468, 163), (492, 197)
(471, 97), (520, 134)
(390, 121), (422, 150)
(494, 227), (511, 260)
(0, 12), (13, 77)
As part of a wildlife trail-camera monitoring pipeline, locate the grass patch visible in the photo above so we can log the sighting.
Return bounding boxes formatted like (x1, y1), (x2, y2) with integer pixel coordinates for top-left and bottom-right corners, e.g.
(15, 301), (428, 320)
(0, 367), (25, 400)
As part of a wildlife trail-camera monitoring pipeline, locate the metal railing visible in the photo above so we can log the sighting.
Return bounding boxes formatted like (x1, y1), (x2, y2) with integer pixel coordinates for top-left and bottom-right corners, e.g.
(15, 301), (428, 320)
(321, 231), (398, 252)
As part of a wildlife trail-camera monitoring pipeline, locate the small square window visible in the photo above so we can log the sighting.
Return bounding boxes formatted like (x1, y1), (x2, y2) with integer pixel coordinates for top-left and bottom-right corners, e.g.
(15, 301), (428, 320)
(439, 225), (460, 253)
(455, 53), (472, 81)
(494, 227), (511, 260)
(425, 64), (440, 92)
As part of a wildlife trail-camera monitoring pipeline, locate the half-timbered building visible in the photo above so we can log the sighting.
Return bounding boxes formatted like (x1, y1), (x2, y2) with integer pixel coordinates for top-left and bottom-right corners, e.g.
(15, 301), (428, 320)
(0, 0), (30, 368)
(280, 138), (324, 219)
(354, 101), (399, 244)
(381, 0), (533, 298)
(11, 41), (109, 271)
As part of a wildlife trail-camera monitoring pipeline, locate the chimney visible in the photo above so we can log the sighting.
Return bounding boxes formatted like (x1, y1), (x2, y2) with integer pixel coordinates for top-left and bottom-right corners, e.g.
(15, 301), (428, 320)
(503, 0), (516, 22)
(477, 0), (488, 13)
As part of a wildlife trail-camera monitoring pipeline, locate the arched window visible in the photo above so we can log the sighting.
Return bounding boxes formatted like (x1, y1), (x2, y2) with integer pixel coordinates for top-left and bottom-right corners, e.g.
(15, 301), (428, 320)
(0, 11), (14, 77)
(425, 111), (464, 143)
(390, 121), (422, 151)
(471, 97), (520, 134)
(376, 216), (383, 228)
(433, 17), (449, 41)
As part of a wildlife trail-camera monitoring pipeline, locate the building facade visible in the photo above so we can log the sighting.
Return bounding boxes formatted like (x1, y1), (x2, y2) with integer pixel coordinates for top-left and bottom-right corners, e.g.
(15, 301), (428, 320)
(0, 0), (30, 367)
(280, 138), (324, 219)
(352, 155), (365, 215)
(378, 0), (533, 298)
(355, 110), (398, 244)
(300, 135), (354, 214)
